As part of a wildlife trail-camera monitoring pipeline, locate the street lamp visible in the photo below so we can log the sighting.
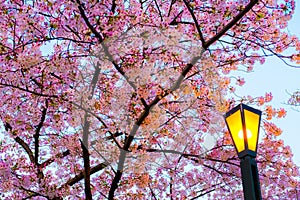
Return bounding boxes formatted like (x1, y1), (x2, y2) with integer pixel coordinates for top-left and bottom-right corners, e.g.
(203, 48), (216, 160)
(224, 103), (262, 200)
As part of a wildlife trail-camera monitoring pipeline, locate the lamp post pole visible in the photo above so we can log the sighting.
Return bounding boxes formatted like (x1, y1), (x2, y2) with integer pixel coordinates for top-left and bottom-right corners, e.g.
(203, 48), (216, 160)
(224, 104), (263, 200)
(240, 155), (262, 200)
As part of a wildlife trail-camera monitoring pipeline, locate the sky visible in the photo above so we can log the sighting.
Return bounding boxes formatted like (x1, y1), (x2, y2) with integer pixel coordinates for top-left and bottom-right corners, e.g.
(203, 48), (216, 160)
(231, 0), (300, 166)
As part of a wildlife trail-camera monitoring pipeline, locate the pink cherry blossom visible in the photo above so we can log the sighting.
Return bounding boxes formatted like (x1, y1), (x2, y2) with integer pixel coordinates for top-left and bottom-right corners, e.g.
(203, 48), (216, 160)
(0, 0), (299, 199)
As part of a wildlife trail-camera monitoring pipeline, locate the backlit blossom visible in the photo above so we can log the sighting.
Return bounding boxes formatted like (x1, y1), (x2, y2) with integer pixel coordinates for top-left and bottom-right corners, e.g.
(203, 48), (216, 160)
(263, 121), (282, 136)
(265, 92), (273, 102)
(265, 105), (276, 120)
(288, 91), (300, 105)
(277, 108), (287, 118)
(236, 77), (245, 86)
(257, 96), (265, 106)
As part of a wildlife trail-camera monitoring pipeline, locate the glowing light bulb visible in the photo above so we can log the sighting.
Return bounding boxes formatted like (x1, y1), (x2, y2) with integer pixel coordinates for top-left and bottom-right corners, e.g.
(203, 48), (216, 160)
(238, 129), (252, 139)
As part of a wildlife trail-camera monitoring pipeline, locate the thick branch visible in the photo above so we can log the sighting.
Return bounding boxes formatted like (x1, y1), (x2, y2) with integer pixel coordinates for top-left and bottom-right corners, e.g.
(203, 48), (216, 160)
(154, 0), (163, 22)
(34, 104), (48, 165)
(15, 136), (35, 164)
(65, 162), (108, 186)
(111, 0), (116, 13)
(0, 82), (58, 98)
(182, 0), (206, 46)
(105, 131), (123, 140)
(148, 182), (158, 200)
(89, 63), (100, 99)
(203, 0), (258, 49)
(81, 113), (92, 200)
(76, 0), (136, 89)
(108, 170), (123, 199)
(169, 10), (184, 24)
(20, 186), (51, 200)
(71, 101), (108, 128)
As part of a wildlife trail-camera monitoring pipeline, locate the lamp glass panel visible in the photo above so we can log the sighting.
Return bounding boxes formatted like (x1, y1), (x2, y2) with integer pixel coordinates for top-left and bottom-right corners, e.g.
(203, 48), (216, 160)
(225, 110), (245, 153)
(244, 109), (260, 152)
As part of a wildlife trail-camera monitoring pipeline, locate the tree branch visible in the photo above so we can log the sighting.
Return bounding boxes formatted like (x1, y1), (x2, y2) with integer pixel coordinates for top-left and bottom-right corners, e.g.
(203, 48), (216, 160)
(182, 0), (206, 46)
(65, 162), (108, 187)
(148, 182), (158, 200)
(40, 150), (70, 168)
(75, 0), (136, 90)
(81, 113), (92, 200)
(0, 82), (58, 98)
(203, 0), (258, 49)
(15, 136), (35, 164)
(34, 103), (48, 165)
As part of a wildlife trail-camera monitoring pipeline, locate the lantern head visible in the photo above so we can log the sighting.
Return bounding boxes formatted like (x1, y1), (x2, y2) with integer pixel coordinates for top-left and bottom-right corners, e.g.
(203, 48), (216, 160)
(224, 104), (262, 158)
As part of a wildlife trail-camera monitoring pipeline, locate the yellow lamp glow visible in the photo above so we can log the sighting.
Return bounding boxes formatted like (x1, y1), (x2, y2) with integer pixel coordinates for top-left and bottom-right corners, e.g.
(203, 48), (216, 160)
(224, 104), (262, 158)
(238, 129), (252, 140)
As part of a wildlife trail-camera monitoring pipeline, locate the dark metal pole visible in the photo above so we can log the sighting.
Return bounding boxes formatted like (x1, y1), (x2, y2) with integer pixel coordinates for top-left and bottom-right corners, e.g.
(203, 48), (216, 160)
(240, 155), (262, 200)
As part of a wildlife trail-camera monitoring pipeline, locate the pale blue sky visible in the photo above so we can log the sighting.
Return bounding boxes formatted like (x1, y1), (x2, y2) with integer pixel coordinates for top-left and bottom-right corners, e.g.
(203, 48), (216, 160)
(231, 0), (300, 166)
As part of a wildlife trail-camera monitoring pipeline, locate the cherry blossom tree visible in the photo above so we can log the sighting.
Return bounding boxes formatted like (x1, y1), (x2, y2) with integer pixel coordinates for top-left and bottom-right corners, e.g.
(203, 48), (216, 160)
(0, 0), (299, 199)
(288, 91), (300, 108)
